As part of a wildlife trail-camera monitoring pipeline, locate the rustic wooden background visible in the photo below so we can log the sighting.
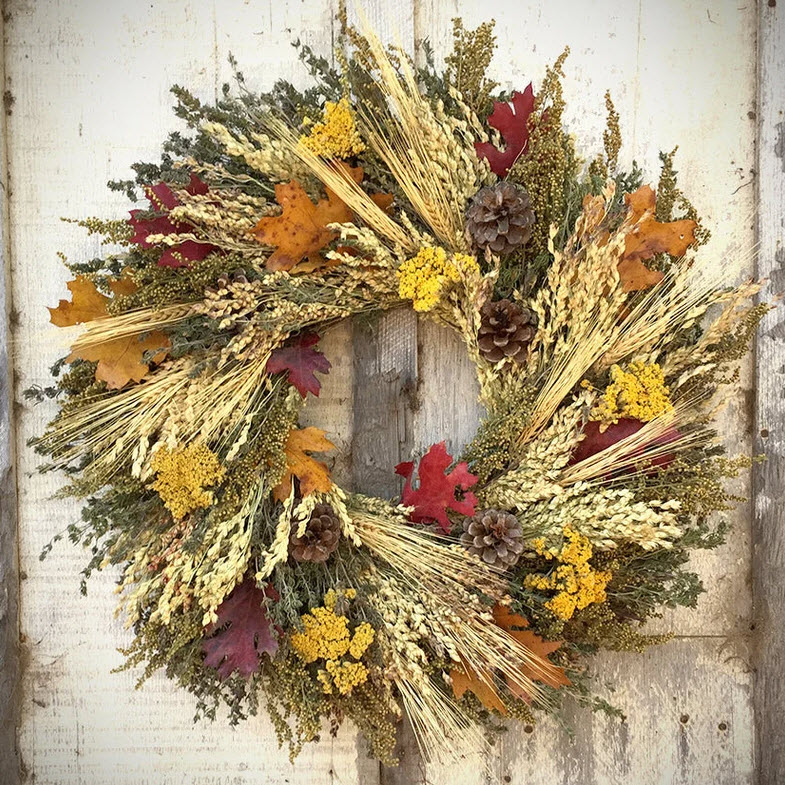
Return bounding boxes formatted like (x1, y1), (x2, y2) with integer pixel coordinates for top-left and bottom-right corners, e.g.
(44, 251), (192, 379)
(1, 1), (783, 783)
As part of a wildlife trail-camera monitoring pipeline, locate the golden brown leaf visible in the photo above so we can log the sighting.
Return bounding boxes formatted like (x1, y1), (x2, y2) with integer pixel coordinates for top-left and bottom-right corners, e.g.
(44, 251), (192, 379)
(617, 257), (665, 293)
(450, 662), (507, 715)
(252, 167), (392, 272)
(272, 426), (335, 502)
(108, 269), (139, 297)
(68, 331), (170, 390)
(492, 604), (571, 700)
(50, 275), (167, 389)
(48, 276), (109, 326)
(624, 185), (697, 261)
(618, 185), (697, 292)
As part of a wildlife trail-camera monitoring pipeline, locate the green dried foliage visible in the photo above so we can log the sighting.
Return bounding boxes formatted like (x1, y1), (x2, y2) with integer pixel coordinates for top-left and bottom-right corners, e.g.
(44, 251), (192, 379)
(509, 48), (577, 261)
(462, 381), (536, 483)
(657, 147), (711, 247)
(444, 18), (499, 117)
(262, 648), (398, 766)
(588, 91), (622, 181)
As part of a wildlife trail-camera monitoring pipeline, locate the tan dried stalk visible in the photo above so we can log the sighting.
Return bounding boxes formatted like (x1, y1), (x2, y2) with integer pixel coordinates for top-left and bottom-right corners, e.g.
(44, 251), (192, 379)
(558, 399), (711, 486)
(41, 356), (277, 476)
(351, 14), (478, 250)
(266, 119), (416, 252)
(69, 303), (195, 353)
(350, 507), (559, 707)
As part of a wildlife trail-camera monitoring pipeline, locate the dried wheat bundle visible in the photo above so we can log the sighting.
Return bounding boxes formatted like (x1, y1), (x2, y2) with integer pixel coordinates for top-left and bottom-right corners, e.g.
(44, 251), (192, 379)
(31, 10), (769, 770)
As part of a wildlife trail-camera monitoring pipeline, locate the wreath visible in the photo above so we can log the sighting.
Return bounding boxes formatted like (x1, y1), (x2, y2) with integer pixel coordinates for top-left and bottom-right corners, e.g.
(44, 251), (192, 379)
(32, 13), (769, 769)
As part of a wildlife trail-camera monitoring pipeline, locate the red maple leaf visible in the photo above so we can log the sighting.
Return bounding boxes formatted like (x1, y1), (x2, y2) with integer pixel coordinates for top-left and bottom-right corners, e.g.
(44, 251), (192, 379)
(474, 85), (535, 177)
(395, 442), (478, 533)
(569, 419), (680, 471)
(266, 333), (331, 398)
(202, 580), (279, 679)
(128, 173), (219, 268)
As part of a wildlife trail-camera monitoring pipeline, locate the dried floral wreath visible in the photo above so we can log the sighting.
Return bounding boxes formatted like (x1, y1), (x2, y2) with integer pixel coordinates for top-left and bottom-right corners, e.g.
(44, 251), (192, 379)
(31, 13), (769, 769)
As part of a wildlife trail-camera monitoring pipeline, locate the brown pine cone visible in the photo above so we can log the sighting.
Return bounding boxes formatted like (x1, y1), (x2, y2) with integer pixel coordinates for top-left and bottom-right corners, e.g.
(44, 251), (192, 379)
(289, 503), (341, 563)
(460, 509), (524, 568)
(478, 299), (536, 364)
(465, 182), (535, 255)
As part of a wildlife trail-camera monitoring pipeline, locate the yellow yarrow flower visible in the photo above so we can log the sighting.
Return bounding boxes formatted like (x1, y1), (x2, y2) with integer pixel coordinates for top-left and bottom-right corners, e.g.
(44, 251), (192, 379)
(397, 247), (479, 312)
(524, 527), (612, 621)
(592, 360), (672, 425)
(290, 589), (376, 696)
(149, 442), (226, 520)
(299, 97), (365, 159)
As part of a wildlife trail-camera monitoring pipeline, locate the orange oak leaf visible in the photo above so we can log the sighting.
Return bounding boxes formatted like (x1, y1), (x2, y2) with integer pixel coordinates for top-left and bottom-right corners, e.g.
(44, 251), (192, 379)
(619, 185), (697, 293)
(450, 606), (570, 713)
(495, 608), (570, 698)
(108, 270), (139, 297)
(272, 426), (335, 502)
(252, 167), (392, 272)
(617, 257), (664, 293)
(492, 604), (570, 700)
(450, 661), (507, 715)
(67, 331), (170, 390)
(624, 185), (697, 261)
(49, 273), (139, 326)
(48, 276), (109, 326)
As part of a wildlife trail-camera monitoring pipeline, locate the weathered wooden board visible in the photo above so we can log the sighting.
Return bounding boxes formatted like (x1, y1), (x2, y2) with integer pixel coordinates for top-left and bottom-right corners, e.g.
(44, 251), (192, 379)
(2, 0), (767, 783)
(6, 1), (376, 783)
(0, 7), (21, 781)
(753, 2), (785, 783)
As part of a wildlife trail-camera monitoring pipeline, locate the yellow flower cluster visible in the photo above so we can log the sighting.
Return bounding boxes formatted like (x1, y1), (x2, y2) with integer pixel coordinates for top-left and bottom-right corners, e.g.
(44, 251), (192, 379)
(150, 442), (226, 520)
(592, 360), (672, 424)
(397, 247), (479, 312)
(290, 588), (375, 695)
(525, 528), (612, 621)
(299, 97), (365, 159)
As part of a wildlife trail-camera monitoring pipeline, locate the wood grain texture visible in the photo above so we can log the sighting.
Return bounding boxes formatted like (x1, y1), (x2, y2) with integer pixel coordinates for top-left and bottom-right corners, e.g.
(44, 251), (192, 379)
(2, 0), (766, 783)
(0, 6), (21, 783)
(6, 1), (373, 783)
(342, 5), (425, 782)
(753, 1), (785, 782)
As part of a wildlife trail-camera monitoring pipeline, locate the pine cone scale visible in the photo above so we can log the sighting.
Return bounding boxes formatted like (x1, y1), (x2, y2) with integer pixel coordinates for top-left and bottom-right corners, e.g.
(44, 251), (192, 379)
(466, 182), (535, 256)
(289, 503), (341, 563)
(478, 299), (536, 365)
(460, 509), (524, 570)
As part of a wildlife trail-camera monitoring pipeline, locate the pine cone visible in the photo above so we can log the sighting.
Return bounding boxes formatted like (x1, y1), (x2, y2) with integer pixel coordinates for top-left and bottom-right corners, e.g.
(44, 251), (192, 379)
(478, 299), (536, 364)
(465, 183), (535, 255)
(460, 509), (524, 568)
(289, 504), (341, 563)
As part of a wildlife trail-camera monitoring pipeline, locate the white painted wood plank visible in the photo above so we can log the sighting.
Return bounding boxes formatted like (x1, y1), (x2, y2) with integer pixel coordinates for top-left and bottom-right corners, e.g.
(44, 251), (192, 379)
(500, 639), (754, 785)
(7, 1), (370, 783)
(753, 1), (785, 781)
(411, 2), (757, 783)
(0, 6), (21, 782)
(6, 0), (761, 783)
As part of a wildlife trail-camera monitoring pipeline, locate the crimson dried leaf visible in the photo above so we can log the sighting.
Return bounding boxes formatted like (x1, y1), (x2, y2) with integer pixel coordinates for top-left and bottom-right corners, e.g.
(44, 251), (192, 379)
(266, 333), (331, 398)
(202, 581), (279, 679)
(474, 85), (535, 177)
(570, 419), (679, 471)
(128, 174), (219, 268)
(395, 442), (478, 533)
